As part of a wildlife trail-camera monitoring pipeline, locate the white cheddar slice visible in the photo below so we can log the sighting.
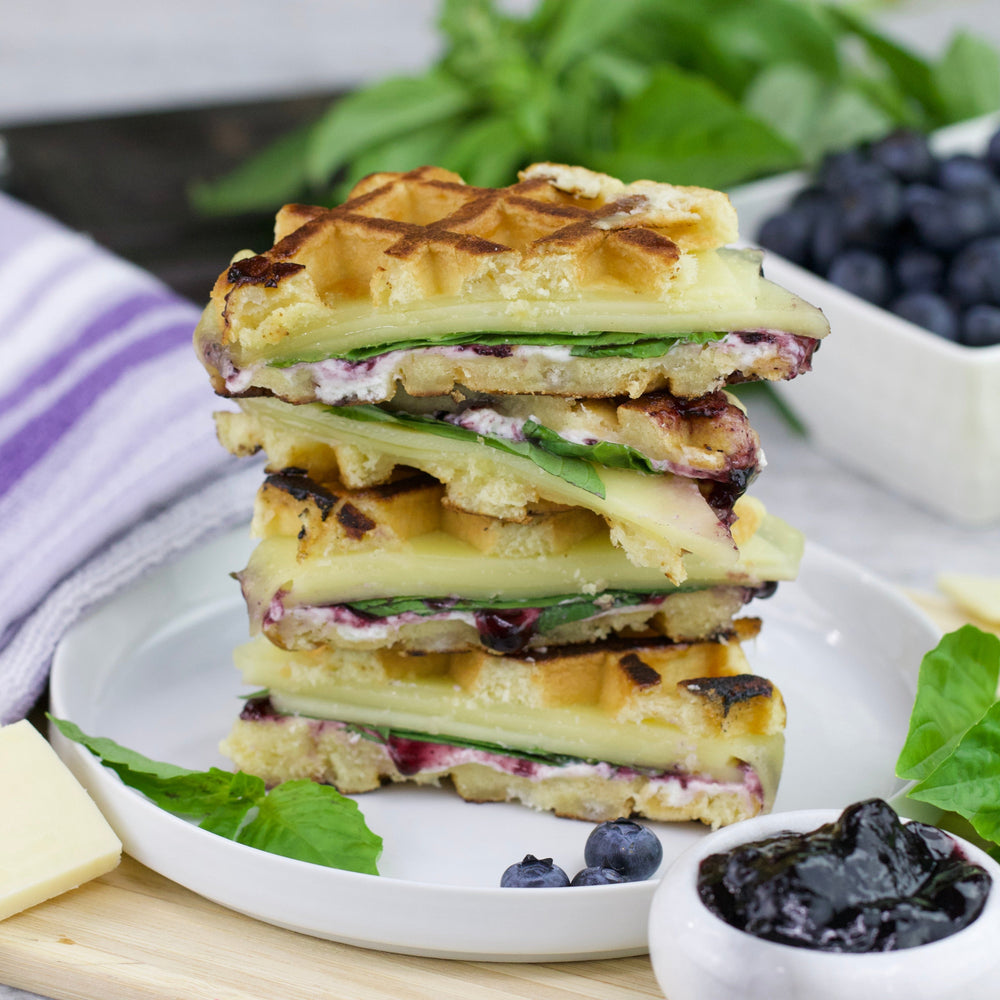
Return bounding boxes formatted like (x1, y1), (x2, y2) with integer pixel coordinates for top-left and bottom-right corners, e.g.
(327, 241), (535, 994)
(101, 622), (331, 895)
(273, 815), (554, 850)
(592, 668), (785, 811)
(0, 720), (121, 920)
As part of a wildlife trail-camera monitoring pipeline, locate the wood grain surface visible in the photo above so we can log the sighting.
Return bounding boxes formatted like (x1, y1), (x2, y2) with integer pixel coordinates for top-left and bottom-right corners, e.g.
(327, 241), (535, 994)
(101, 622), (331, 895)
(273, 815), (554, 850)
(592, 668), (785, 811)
(0, 857), (663, 1000)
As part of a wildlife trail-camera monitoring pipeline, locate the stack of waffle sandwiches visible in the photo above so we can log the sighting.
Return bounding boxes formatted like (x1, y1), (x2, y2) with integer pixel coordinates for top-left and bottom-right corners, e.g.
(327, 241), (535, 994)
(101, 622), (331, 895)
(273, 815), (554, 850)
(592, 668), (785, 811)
(195, 163), (829, 828)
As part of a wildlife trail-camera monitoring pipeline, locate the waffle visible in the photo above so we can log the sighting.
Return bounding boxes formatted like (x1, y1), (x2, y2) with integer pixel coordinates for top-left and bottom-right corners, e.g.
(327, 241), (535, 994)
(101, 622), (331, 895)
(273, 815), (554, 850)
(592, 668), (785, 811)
(221, 621), (784, 826)
(194, 163), (829, 403)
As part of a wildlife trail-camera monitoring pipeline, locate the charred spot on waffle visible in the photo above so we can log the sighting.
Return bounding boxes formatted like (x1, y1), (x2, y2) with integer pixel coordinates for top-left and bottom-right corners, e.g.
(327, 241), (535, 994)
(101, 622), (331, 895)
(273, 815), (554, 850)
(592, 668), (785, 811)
(226, 255), (305, 288)
(264, 469), (339, 518)
(336, 502), (377, 539)
(619, 653), (662, 688)
(678, 675), (775, 716)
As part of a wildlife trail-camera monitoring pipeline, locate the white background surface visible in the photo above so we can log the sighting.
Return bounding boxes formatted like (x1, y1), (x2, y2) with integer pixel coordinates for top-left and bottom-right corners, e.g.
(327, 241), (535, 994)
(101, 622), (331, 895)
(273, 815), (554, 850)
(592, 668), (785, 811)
(2, 1), (1000, 997)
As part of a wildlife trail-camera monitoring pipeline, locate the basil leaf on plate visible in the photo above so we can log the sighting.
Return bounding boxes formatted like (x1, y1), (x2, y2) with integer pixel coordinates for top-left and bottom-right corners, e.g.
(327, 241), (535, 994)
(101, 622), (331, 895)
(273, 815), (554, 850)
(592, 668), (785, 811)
(895, 625), (1000, 783)
(50, 716), (383, 874)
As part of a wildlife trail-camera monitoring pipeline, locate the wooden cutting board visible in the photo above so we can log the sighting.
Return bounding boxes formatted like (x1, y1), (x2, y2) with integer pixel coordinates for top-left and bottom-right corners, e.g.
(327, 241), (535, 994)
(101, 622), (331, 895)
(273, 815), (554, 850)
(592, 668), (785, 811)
(0, 856), (663, 1000)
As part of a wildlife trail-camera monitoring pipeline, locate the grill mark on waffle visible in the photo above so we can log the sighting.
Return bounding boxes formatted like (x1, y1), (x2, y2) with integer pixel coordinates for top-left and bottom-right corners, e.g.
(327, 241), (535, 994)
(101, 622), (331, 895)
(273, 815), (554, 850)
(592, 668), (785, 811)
(227, 256), (306, 288)
(265, 469), (338, 518)
(336, 502), (377, 539)
(619, 653), (662, 689)
(679, 674), (775, 715)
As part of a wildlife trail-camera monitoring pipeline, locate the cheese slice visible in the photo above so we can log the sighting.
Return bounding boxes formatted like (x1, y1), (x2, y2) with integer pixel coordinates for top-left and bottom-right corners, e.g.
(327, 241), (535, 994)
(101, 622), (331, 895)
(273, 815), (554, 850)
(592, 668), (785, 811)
(0, 721), (121, 920)
(238, 510), (803, 629)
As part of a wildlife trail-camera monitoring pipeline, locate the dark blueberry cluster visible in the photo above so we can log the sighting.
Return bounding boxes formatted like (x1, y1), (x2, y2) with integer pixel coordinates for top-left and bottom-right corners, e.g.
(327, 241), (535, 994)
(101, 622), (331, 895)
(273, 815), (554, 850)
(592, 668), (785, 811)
(758, 126), (1000, 347)
(499, 818), (663, 887)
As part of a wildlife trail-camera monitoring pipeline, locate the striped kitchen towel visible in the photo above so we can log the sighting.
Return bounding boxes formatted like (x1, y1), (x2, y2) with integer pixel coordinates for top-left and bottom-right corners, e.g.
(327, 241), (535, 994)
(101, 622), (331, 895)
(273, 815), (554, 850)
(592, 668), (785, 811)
(0, 193), (257, 724)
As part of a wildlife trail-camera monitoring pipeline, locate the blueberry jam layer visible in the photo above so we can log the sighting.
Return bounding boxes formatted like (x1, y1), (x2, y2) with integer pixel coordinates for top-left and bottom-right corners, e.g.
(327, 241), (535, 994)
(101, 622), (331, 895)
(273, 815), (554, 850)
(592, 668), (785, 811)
(238, 696), (765, 811)
(261, 586), (769, 655)
(697, 798), (992, 952)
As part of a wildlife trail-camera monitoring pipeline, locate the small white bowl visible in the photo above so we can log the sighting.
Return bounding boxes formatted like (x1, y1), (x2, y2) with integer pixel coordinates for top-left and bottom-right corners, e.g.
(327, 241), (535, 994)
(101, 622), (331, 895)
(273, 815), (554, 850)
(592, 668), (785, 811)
(648, 808), (1000, 1000)
(728, 113), (1000, 526)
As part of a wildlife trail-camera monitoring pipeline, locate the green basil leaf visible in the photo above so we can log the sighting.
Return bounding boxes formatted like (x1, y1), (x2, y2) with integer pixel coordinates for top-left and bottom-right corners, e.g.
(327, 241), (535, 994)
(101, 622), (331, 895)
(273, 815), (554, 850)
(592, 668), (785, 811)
(236, 780), (382, 874)
(523, 419), (657, 476)
(540, 0), (646, 76)
(935, 32), (1000, 122)
(305, 70), (474, 187)
(743, 65), (892, 164)
(605, 64), (801, 187)
(896, 625), (1000, 782)
(324, 404), (607, 498)
(345, 589), (659, 621)
(828, 7), (946, 123)
(269, 329), (726, 366)
(908, 700), (1000, 845)
(50, 716), (383, 874)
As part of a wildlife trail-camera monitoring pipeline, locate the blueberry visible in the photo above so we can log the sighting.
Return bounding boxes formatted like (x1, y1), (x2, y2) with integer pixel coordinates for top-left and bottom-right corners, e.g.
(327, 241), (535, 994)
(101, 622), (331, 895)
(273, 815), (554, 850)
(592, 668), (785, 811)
(584, 818), (663, 882)
(890, 291), (958, 340)
(868, 128), (936, 183)
(948, 236), (1000, 306)
(827, 249), (893, 306)
(894, 246), (944, 293)
(838, 171), (903, 246)
(570, 866), (628, 886)
(986, 127), (1000, 174)
(817, 147), (871, 192)
(938, 153), (996, 192)
(810, 208), (846, 273)
(500, 854), (570, 888)
(961, 304), (1000, 347)
(908, 187), (993, 253)
(757, 209), (813, 265)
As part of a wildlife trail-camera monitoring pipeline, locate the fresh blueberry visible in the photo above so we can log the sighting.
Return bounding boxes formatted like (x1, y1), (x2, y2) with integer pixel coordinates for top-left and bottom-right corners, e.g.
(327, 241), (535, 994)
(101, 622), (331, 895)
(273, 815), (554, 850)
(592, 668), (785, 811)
(500, 854), (570, 888)
(986, 127), (1000, 174)
(906, 187), (988, 252)
(817, 147), (871, 192)
(838, 172), (903, 247)
(960, 304), (1000, 347)
(948, 236), (1000, 306)
(938, 153), (996, 192)
(790, 185), (835, 224)
(809, 208), (846, 273)
(827, 249), (893, 306)
(868, 128), (936, 183)
(570, 866), (628, 886)
(894, 246), (944, 293)
(758, 209), (813, 265)
(890, 291), (958, 340)
(584, 818), (663, 882)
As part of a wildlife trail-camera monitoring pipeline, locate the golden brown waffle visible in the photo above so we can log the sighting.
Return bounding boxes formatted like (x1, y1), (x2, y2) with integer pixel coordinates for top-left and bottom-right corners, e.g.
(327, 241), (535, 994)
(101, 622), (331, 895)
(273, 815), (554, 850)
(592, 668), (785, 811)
(209, 164), (739, 351)
(222, 621), (783, 825)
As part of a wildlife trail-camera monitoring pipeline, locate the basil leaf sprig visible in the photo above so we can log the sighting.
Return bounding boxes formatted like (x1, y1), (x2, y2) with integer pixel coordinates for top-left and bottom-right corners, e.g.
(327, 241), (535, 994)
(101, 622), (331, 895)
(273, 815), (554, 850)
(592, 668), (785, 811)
(50, 716), (382, 875)
(896, 626), (1000, 848)
(324, 403), (608, 498)
(190, 0), (1000, 216)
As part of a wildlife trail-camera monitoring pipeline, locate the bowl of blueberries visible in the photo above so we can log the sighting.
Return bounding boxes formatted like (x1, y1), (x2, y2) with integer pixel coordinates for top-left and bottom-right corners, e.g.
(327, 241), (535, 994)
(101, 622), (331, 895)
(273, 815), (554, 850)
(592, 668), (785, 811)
(728, 112), (1000, 525)
(648, 799), (1000, 1000)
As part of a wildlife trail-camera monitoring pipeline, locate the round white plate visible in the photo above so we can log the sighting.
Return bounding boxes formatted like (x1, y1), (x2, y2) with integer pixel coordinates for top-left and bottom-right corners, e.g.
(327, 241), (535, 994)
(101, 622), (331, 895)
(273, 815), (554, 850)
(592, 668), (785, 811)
(49, 529), (939, 961)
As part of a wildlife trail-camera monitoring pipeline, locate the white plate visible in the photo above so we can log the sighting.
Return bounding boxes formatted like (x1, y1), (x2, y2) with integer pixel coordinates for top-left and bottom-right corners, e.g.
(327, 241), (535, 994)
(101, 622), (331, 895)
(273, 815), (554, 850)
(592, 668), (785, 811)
(48, 528), (939, 961)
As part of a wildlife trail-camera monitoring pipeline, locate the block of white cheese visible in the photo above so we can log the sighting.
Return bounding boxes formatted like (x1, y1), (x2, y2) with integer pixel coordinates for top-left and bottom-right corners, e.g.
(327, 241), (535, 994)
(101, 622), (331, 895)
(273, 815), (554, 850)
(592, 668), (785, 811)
(937, 573), (1000, 627)
(0, 720), (121, 920)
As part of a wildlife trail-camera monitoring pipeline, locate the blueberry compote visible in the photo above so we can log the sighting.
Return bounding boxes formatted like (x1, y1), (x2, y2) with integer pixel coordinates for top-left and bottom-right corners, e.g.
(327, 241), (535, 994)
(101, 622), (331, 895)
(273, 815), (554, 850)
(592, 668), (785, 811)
(697, 799), (991, 952)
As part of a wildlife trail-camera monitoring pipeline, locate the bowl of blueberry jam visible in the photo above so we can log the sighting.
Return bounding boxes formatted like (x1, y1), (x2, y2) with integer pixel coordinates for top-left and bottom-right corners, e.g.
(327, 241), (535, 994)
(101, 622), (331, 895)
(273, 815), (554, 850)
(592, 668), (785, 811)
(648, 799), (1000, 1000)
(727, 112), (1000, 526)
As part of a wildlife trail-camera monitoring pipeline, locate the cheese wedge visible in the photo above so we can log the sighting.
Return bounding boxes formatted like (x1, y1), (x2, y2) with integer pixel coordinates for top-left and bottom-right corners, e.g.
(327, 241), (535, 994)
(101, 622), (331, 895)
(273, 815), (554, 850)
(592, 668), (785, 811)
(0, 721), (121, 920)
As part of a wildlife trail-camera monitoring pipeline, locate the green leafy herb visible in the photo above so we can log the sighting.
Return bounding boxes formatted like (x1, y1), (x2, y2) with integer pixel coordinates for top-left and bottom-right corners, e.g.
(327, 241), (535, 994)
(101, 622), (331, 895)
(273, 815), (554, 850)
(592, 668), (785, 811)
(345, 589), (662, 633)
(50, 716), (382, 874)
(340, 721), (599, 769)
(895, 626), (1000, 848)
(190, 0), (998, 216)
(324, 404), (607, 498)
(268, 329), (726, 366)
(523, 420), (661, 477)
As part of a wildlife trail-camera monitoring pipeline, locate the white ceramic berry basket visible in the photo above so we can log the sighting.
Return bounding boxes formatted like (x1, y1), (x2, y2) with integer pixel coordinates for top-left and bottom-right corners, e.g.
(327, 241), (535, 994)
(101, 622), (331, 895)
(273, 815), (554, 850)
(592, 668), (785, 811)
(728, 111), (1000, 526)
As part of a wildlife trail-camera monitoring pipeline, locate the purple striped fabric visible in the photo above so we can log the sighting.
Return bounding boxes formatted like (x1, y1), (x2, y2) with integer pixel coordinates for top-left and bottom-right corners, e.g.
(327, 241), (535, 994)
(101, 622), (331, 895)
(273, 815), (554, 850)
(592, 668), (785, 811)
(0, 193), (245, 723)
